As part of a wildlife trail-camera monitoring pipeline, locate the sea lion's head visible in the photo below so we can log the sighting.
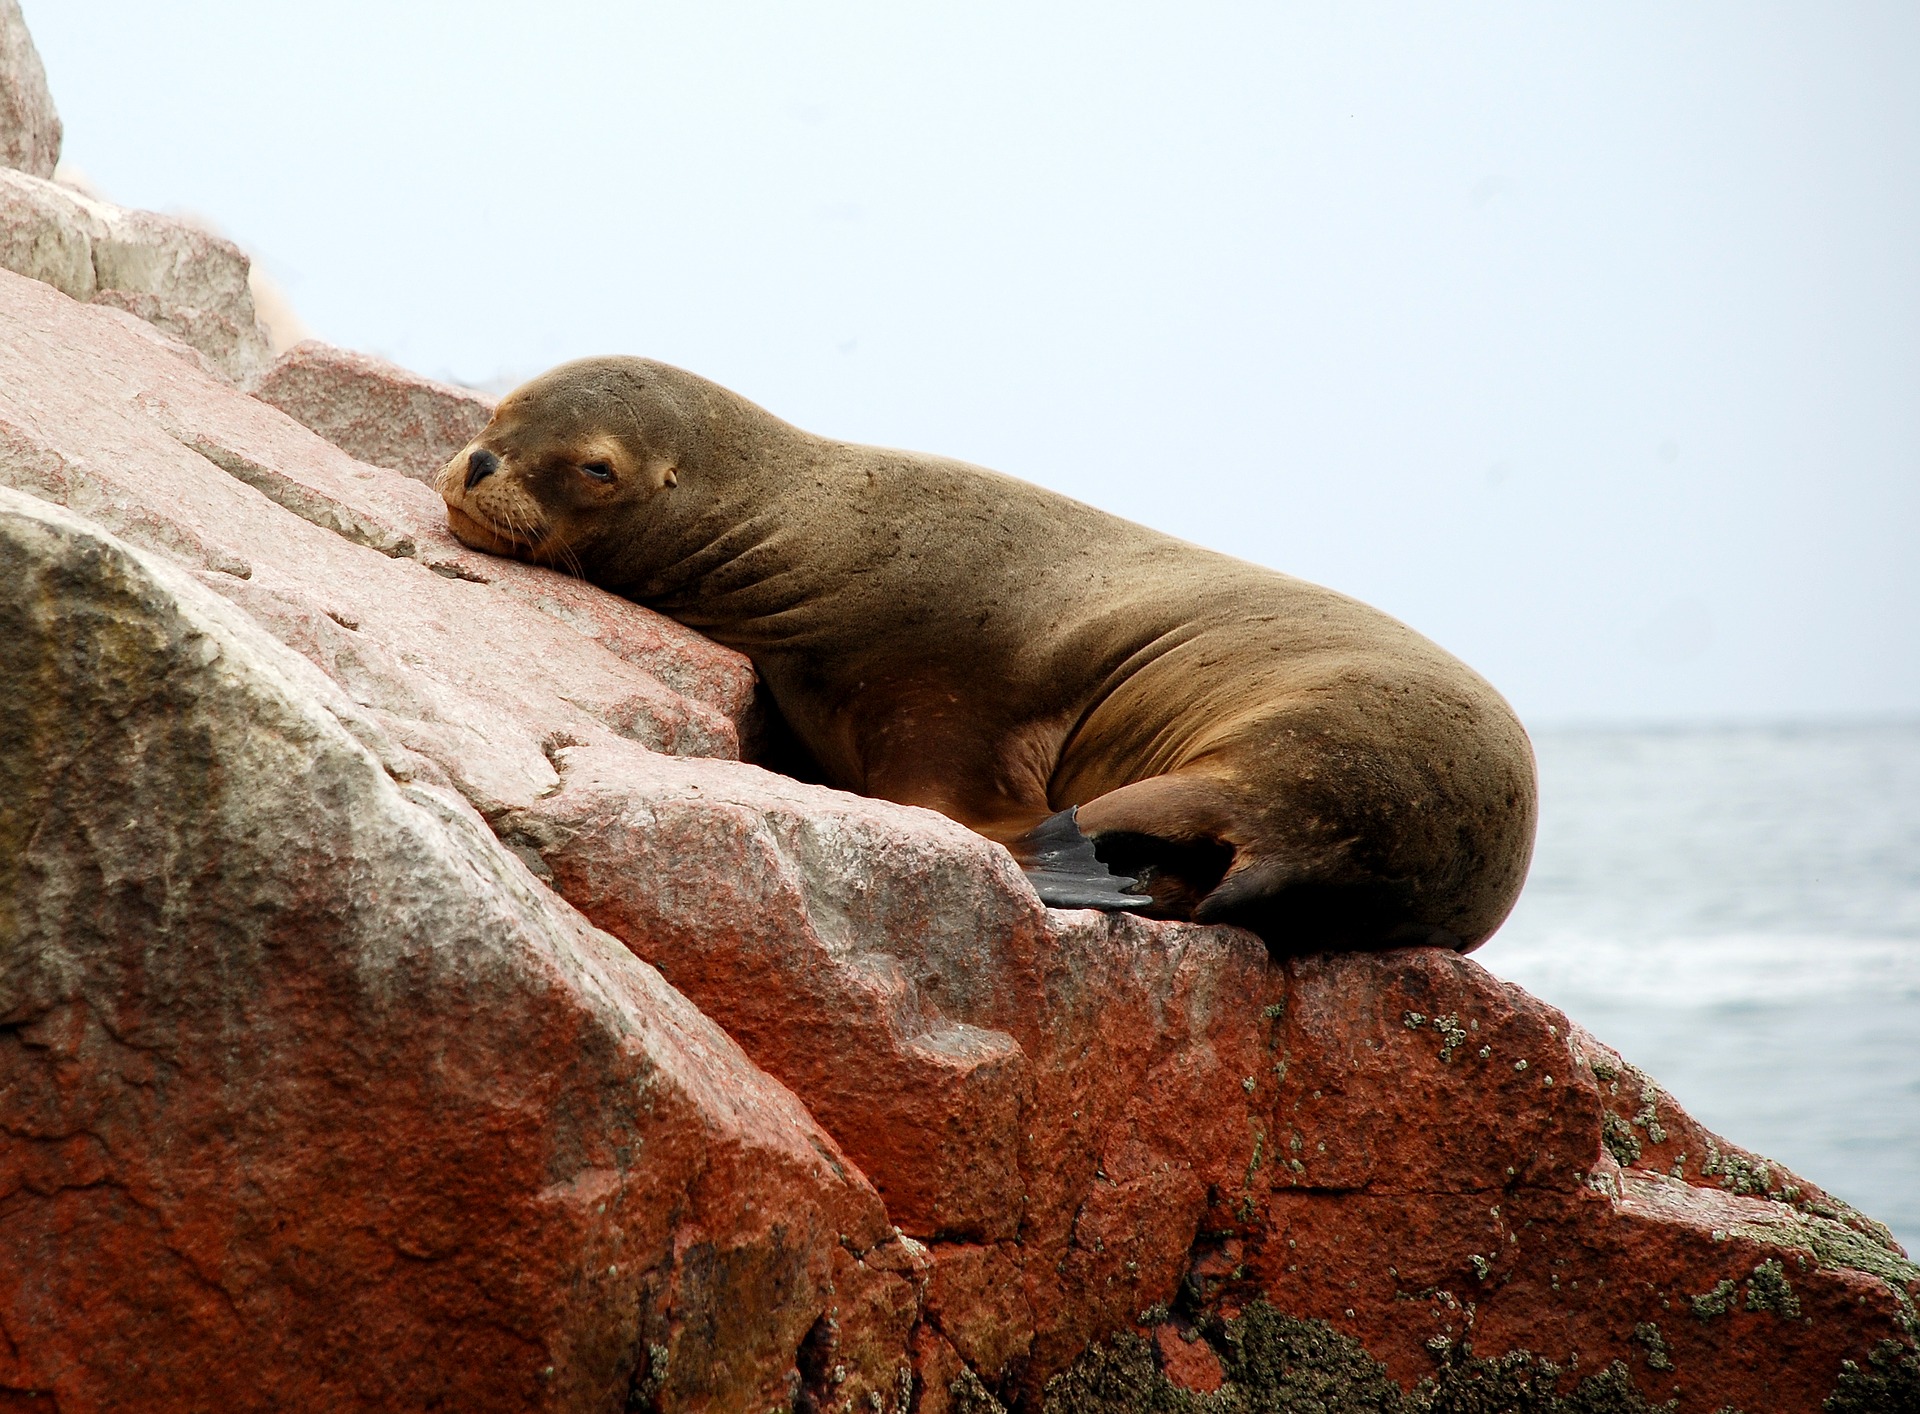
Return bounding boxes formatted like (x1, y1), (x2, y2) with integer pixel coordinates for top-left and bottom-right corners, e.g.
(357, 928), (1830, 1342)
(437, 357), (688, 573)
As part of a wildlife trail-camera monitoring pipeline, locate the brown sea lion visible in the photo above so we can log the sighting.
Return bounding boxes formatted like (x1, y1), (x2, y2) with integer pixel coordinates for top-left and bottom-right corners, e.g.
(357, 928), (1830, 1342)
(436, 357), (1537, 954)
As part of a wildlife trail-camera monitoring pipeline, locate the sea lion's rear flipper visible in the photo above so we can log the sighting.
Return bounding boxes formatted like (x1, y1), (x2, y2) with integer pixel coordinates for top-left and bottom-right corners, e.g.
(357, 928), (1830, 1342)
(1068, 774), (1240, 917)
(1193, 852), (1463, 954)
(1013, 809), (1152, 912)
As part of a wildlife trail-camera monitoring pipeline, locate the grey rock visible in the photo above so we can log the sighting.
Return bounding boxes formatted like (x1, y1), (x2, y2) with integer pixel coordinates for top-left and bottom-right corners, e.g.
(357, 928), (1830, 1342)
(0, 165), (272, 382)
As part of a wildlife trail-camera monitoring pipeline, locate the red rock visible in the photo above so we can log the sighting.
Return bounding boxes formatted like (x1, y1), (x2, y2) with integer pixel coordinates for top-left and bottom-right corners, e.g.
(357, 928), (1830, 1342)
(905, 1325), (974, 1414)
(250, 339), (498, 483)
(923, 1243), (1034, 1383)
(1233, 951), (1918, 1409)
(519, 733), (1919, 1410)
(1152, 1324), (1226, 1392)
(0, 488), (920, 1411)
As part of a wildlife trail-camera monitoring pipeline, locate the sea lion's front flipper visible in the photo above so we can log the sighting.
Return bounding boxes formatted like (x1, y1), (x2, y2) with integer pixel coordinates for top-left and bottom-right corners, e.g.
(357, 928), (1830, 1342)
(1013, 809), (1152, 912)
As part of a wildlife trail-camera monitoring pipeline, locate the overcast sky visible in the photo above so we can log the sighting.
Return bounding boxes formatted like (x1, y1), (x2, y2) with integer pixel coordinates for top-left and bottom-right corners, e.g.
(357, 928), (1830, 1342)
(27, 2), (1920, 726)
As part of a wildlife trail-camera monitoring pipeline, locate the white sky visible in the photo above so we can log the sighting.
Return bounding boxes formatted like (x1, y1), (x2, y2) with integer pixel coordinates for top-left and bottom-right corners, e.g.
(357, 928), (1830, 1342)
(27, 2), (1920, 725)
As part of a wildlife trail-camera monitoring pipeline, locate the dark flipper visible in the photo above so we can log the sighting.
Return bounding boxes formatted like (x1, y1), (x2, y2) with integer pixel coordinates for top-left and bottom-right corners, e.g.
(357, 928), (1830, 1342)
(1013, 808), (1152, 912)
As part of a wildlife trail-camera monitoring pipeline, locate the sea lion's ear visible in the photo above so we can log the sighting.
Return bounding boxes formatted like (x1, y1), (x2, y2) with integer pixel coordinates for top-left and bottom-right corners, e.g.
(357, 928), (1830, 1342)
(660, 465), (679, 489)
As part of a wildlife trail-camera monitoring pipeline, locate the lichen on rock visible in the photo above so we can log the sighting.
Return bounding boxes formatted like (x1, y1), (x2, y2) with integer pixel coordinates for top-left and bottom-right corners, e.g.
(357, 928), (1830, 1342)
(1823, 1339), (1920, 1414)
(1035, 1303), (1701, 1414)
(1743, 1259), (1802, 1318)
(1691, 1280), (1740, 1321)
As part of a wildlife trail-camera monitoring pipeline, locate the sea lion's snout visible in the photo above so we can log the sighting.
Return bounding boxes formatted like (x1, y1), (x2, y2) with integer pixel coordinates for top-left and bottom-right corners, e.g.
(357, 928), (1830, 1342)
(437, 436), (552, 560)
(465, 447), (500, 489)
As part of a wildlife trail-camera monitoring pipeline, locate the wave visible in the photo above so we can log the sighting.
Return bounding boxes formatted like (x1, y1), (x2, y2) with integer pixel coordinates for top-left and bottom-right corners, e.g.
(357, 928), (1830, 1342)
(1478, 931), (1920, 1009)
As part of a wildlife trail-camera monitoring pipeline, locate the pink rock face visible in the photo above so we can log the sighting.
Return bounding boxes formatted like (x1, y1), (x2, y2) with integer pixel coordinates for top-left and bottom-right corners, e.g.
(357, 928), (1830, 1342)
(0, 262), (1914, 1413)
(0, 267), (758, 809)
(251, 339), (498, 483)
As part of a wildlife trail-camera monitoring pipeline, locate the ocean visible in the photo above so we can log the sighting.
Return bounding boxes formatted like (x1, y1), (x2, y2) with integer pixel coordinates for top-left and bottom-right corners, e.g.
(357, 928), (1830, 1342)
(1476, 721), (1920, 1254)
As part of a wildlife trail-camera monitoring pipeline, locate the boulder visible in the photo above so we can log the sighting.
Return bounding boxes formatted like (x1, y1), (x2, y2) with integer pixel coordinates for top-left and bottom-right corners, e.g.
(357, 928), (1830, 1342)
(0, 487), (924, 1412)
(0, 164), (90, 298)
(250, 339), (497, 483)
(0, 0), (58, 178)
(0, 165), (273, 383)
(524, 757), (1920, 1411)
(1, 264), (1915, 1413)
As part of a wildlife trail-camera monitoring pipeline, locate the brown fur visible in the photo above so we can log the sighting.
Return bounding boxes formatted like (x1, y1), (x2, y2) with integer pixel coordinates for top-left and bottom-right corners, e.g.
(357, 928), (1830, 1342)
(437, 357), (1537, 953)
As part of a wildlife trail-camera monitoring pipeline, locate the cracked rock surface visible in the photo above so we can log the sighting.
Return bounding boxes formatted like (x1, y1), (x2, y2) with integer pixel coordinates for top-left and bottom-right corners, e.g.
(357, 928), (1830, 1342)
(1, 251), (1916, 1411)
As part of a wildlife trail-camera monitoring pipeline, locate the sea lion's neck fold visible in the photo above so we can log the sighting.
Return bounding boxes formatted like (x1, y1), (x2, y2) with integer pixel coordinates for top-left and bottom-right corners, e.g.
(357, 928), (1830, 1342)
(594, 436), (832, 646)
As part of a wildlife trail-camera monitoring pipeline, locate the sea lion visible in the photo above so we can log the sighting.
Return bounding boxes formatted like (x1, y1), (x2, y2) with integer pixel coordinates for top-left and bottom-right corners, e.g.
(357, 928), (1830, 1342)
(437, 357), (1537, 954)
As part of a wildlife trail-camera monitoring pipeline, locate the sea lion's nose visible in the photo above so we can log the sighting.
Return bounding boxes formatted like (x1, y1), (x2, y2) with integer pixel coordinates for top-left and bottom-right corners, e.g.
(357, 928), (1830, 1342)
(465, 448), (500, 490)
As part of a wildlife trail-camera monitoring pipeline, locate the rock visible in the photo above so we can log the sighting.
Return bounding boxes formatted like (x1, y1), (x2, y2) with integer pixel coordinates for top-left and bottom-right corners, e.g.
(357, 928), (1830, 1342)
(0, 165), (91, 298)
(526, 765), (1920, 1410)
(91, 284), (271, 385)
(250, 339), (497, 483)
(0, 266), (759, 807)
(1151, 1323), (1226, 1393)
(0, 166), (273, 383)
(0, 262), (1914, 1413)
(0, 0), (59, 178)
(0, 1), (281, 380)
(0, 486), (923, 1411)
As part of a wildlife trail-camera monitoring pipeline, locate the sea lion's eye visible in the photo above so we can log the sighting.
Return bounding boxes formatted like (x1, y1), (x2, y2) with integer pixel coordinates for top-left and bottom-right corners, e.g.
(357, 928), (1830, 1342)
(580, 461), (614, 482)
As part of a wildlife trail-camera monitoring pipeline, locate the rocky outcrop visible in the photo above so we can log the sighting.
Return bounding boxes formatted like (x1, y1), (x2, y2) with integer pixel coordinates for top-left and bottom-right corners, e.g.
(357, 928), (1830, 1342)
(0, 165), (274, 383)
(251, 339), (496, 482)
(3, 257), (1915, 1414)
(0, 0), (59, 179)
(0, 266), (755, 784)
(525, 738), (1919, 1411)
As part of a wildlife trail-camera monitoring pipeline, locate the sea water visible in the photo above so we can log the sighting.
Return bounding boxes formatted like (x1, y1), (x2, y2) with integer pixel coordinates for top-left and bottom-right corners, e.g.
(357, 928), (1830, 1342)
(1476, 721), (1920, 1254)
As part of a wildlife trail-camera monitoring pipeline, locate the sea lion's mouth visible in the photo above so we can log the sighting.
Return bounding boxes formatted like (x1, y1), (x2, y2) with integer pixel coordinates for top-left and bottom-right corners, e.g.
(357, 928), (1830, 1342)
(445, 504), (545, 557)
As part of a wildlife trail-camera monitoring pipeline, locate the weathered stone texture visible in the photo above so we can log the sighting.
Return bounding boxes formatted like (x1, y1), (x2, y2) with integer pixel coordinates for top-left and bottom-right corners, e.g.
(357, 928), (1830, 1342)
(251, 339), (497, 482)
(0, 487), (922, 1411)
(0, 267), (758, 799)
(0, 165), (272, 382)
(528, 759), (1919, 1411)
